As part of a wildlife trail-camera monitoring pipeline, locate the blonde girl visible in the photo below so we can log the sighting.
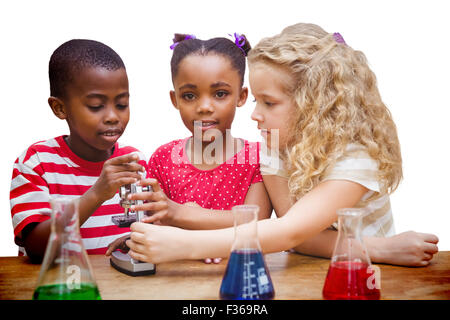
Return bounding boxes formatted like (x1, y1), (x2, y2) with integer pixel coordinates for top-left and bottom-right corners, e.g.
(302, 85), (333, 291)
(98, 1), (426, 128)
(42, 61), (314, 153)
(125, 23), (438, 267)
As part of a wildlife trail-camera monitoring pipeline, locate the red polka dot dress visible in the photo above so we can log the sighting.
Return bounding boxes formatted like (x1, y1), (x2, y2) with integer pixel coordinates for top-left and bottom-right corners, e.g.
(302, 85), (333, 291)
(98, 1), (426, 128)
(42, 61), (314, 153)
(148, 137), (262, 210)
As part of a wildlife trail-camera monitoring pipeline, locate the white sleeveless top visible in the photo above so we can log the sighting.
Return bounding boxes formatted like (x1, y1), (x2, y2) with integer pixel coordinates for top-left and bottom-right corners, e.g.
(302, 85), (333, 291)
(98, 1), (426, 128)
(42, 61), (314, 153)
(260, 143), (395, 237)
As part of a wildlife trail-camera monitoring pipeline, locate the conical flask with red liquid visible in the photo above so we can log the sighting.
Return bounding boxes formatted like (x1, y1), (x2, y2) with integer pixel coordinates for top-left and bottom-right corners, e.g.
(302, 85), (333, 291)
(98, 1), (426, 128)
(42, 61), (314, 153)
(219, 205), (275, 300)
(33, 197), (101, 300)
(322, 208), (381, 300)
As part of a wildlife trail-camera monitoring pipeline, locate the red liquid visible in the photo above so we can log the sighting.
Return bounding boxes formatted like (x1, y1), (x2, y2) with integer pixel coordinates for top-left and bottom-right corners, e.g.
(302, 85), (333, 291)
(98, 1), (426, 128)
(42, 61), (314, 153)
(322, 261), (380, 300)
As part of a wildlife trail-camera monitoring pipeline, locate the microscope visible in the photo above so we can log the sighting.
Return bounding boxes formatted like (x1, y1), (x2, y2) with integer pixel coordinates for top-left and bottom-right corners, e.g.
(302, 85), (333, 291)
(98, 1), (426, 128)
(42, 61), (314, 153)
(110, 183), (156, 276)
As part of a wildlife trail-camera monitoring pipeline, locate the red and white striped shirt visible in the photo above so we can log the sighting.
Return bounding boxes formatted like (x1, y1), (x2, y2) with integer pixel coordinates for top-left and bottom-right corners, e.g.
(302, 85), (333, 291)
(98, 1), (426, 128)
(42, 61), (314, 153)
(10, 135), (147, 255)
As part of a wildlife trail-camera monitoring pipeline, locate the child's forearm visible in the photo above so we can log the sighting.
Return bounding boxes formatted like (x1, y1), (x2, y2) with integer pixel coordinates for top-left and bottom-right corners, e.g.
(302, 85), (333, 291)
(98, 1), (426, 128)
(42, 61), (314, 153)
(363, 236), (386, 264)
(171, 201), (270, 231)
(22, 220), (52, 262)
(187, 227), (235, 259)
(177, 215), (299, 260)
(171, 202), (235, 230)
(259, 180), (369, 255)
(154, 180), (368, 262)
(185, 185), (343, 259)
(293, 229), (385, 263)
(292, 228), (337, 258)
(169, 182), (272, 230)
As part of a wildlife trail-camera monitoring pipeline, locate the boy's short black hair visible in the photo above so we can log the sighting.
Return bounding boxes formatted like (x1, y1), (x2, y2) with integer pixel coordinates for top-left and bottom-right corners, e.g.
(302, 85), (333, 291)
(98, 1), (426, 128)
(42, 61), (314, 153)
(49, 39), (125, 99)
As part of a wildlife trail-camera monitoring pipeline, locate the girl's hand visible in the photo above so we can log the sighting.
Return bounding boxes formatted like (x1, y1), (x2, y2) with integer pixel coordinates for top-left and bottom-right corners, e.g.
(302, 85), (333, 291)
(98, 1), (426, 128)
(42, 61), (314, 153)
(125, 222), (190, 264)
(375, 231), (439, 267)
(105, 235), (130, 256)
(91, 154), (144, 202)
(127, 178), (173, 224)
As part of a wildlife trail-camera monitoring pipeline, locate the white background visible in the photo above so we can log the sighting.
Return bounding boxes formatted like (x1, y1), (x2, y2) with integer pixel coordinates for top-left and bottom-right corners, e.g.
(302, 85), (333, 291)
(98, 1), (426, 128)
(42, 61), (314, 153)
(1, 0), (449, 256)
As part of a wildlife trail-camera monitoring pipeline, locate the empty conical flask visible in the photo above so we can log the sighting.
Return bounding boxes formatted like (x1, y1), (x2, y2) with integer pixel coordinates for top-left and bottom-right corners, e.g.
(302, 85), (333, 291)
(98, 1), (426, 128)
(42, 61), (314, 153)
(322, 208), (381, 300)
(33, 197), (101, 300)
(220, 205), (275, 300)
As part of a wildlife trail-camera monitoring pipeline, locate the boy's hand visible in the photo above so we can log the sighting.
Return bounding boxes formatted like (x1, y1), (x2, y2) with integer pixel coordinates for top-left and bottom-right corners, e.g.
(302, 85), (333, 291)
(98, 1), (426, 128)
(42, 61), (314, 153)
(127, 178), (173, 224)
(105, 235), (130, 256)
(376, 231), (439, 267)
(91, 153), (144, 202)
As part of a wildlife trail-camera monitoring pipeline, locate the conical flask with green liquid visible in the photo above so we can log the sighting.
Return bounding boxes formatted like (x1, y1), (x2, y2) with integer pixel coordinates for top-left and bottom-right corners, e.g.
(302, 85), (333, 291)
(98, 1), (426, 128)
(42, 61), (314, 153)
(33, 197), (101, 300)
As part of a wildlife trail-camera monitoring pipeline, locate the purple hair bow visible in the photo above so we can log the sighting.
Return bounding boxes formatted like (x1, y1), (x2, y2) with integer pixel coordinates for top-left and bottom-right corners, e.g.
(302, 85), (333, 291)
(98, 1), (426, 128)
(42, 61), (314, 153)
(229, 32), (246, 54)
(333, 32), (346, 45)
(170, 34), (196, 50)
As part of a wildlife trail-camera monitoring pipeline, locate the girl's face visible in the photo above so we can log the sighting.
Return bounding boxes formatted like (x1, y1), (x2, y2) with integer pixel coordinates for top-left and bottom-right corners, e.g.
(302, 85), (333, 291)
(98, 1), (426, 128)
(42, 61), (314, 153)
(249, 62), (296, 150)
(170, 53), (248, 143)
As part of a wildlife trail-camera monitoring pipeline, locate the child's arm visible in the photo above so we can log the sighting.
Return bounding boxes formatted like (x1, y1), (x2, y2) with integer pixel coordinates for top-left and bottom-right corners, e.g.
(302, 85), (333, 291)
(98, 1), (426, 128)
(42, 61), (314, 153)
(20, 154), (144, 261)
(263, 174), (439, 266)
(242, 182), (273, 220)
(175, 181), (272, 229)
(262, 174), (341, 258)
(126, 179), (368, 263)
(260, 175), (295, 218)
(291, 229), (439, 267)
(135, 179), (271, 230)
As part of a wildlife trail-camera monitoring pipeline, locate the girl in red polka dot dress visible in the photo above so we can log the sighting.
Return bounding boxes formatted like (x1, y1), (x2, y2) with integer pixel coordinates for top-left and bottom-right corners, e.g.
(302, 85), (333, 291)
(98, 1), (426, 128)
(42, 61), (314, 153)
(107, 34), (272, 263)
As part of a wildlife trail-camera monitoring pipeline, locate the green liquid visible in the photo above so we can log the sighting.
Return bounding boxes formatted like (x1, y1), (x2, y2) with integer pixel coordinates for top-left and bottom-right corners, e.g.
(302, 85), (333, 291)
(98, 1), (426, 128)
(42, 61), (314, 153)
(33, 283), (101, 300)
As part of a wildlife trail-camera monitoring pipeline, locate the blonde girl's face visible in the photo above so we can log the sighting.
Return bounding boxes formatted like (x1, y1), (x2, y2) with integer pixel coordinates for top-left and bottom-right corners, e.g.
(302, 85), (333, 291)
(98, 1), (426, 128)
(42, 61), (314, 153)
(249, 62), (296, 150)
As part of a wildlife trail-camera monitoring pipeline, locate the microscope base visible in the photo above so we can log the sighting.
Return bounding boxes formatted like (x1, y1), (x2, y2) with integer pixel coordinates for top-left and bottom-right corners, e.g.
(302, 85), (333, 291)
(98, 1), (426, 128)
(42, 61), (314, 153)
(110, 251), (156, 276)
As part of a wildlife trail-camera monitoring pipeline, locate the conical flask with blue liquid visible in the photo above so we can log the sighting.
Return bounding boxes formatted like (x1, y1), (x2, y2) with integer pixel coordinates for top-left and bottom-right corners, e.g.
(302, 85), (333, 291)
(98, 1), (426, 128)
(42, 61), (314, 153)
(33, 197), (101, 300)
(219, 205), (275, 300)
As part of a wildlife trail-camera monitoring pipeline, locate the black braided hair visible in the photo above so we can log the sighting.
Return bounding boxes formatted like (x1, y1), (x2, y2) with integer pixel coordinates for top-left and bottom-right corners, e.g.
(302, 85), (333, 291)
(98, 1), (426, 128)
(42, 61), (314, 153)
(170, 33), (251, 86)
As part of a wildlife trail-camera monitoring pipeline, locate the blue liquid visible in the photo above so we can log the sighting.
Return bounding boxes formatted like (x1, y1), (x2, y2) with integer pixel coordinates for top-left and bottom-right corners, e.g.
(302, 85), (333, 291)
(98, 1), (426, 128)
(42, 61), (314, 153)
(220, 249), (275, 300)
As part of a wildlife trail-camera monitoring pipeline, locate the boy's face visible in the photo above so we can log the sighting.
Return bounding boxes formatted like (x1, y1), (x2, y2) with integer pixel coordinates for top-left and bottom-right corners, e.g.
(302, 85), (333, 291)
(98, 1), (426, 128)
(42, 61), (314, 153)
(55, 67), (130, 161)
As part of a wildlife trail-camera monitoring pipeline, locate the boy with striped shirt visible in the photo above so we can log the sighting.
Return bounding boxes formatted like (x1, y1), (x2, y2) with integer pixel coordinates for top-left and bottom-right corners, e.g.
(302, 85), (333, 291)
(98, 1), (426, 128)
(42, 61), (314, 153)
(10, 39), (146, 261)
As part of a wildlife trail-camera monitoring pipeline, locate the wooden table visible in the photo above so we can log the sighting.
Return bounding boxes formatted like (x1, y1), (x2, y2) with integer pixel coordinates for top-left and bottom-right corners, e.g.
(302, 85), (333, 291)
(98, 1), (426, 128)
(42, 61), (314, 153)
(0, 251), (449, 300)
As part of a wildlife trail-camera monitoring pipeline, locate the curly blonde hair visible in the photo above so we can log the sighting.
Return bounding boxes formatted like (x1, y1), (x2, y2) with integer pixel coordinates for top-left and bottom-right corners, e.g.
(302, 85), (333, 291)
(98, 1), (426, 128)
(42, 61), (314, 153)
(248, 23), (402, 200)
